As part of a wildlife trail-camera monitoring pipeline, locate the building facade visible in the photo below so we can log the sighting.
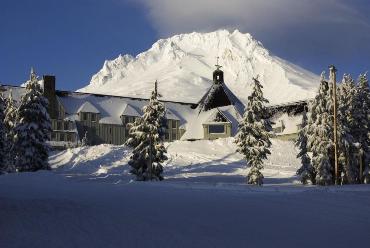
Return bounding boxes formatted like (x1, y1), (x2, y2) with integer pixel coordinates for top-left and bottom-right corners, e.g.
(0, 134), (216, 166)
(0, 66), (308, 149)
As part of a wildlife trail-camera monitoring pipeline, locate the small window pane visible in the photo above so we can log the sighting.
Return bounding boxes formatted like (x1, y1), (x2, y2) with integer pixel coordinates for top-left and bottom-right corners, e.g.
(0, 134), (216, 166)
(81, 113), (88, 121)
(171, 130), (177, 140)
(91, 114), (96, 121)
(172, 120), (177, 129)
(209, 125), (225, 134)
(51, 132), (57, 141)
(57, 121), (62, 130)
(60, 133), (65, 141)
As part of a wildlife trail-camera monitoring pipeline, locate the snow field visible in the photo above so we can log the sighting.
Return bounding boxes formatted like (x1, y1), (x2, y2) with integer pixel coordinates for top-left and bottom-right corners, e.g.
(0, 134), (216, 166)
(49, 138), (300, 185)
(1, 138), (370, 247)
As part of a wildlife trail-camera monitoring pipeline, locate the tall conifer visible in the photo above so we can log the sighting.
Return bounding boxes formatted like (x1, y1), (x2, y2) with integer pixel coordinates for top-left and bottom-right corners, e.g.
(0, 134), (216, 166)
(235, 77), (272, 185)
(14, 69), (51, 172)
(126, 81), (167, 181)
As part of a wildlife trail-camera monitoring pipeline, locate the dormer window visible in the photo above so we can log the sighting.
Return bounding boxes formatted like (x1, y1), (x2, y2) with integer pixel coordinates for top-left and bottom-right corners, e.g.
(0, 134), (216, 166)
(82, 112), (88, 121)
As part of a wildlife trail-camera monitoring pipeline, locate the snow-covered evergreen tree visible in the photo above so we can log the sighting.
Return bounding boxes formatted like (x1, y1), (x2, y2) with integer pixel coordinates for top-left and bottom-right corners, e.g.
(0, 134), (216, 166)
(81, 131), (89, 147)
(296, 111), (315, 184)
(14, 69), (52, 172)
(235, 77), (272, 185)
(355, 73), (370, 183)
(125, 81), (167, 181)
(0, 92), (7, 173)
(337, 75), (358, 184)
(306, 73), (334, 185)
(3, 91), (17, 172)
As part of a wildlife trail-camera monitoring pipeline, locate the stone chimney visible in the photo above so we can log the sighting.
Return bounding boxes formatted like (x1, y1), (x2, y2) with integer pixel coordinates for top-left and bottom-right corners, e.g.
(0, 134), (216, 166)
(43, 75), (58, 119)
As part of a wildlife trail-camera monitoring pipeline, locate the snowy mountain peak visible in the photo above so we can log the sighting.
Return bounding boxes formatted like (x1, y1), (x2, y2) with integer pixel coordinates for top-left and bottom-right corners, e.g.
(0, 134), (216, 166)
(80, 30), (319, 105)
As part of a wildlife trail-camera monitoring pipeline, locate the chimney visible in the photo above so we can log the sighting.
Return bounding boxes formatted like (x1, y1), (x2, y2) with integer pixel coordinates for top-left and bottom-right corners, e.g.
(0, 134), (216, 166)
(42, 75), (58, 119)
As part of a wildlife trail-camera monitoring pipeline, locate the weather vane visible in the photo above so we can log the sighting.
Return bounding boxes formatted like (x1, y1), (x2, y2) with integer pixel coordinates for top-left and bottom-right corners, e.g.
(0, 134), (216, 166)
(215, 56), (222, 70)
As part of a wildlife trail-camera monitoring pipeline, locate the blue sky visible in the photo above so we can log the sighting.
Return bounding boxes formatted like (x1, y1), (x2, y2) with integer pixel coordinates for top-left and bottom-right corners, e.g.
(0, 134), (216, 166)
(1, 0), (370, 90)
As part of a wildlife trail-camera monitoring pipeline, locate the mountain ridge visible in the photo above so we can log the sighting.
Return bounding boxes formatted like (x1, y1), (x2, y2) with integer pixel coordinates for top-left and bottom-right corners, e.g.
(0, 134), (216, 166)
(79, 29), (319, 105)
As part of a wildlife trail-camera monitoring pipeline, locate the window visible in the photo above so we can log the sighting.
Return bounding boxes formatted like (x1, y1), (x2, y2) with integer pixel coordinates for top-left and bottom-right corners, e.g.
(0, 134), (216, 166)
(109, 127), (112, 134)
(57, 121), (62, 130)
(124, 116), (135, 124)
(81, 113), (88, 121)
(165, 132), (170, 141)
(208, 125), (225, 134)
(51, 132), (57, 141)
(91, 113), (96, 122)
(171, 130), (177, 140)
(66, 133), (72, 142)
(64, 122), (69, 130)
(172, 120), (177, 129)
(60, 133), (65, 141)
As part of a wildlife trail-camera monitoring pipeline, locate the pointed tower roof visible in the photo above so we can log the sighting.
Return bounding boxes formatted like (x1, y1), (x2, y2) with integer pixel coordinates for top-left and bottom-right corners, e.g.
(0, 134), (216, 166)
(198, 65), (244, 115)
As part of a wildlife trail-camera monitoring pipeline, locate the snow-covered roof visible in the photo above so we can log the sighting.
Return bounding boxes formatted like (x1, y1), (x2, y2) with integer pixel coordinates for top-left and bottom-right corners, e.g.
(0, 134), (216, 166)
(166, 108), (180, 121)
(56, 92), (196, 126)
(77, 101), (100, 113)
(198, 82), (245, 115)
(204, 110), (230, 124)
(121, 103), (141, 117)
(0, 85), (26, 104)
(99, 117), (122, 125)
(181, 105), (241, 140)
(64, 114), (79, 122)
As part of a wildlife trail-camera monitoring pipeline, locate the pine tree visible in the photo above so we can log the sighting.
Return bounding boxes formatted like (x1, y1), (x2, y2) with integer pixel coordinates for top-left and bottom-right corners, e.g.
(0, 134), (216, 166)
(296, 111), (315, 184)
(336, 75), (358, 184)
(235, 77), (272, 185)
(355, 73), (370, 183)
(14, 69), (52, 172)
(3, 91), (17, 172)
(81, 131), (89, 147)
(307, 73), (334, 185)
(125, 81), (167, 181)
(0, 92), (7, 173)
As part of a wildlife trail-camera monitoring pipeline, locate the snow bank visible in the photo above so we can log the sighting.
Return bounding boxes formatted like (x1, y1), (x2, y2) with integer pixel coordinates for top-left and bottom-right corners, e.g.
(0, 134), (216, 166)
(1, 138), (370, 247)
(50, 138), (300, 185)
(1, 170), (370, 248)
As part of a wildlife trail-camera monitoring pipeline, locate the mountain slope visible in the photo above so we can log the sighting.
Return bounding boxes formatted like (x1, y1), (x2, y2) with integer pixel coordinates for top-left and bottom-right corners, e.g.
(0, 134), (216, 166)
(79, 30), (319, 105)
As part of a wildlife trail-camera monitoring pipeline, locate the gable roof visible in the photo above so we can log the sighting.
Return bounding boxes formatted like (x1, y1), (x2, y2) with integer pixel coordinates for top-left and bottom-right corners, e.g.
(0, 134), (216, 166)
(180, 105), (241, 140)
(77, 101), (100, 113)
(204, 109), (230, 124)
(166, 108), (180, 120)
(121, 103), (141, 117)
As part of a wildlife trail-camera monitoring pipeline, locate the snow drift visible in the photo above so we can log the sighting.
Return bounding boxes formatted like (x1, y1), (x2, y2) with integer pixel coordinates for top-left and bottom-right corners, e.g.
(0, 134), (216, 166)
(49, 138), (300, 185)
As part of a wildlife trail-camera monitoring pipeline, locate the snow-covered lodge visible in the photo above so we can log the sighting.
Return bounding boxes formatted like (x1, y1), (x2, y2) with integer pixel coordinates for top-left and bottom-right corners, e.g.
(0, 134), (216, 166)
(0, 67), (307, 149)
